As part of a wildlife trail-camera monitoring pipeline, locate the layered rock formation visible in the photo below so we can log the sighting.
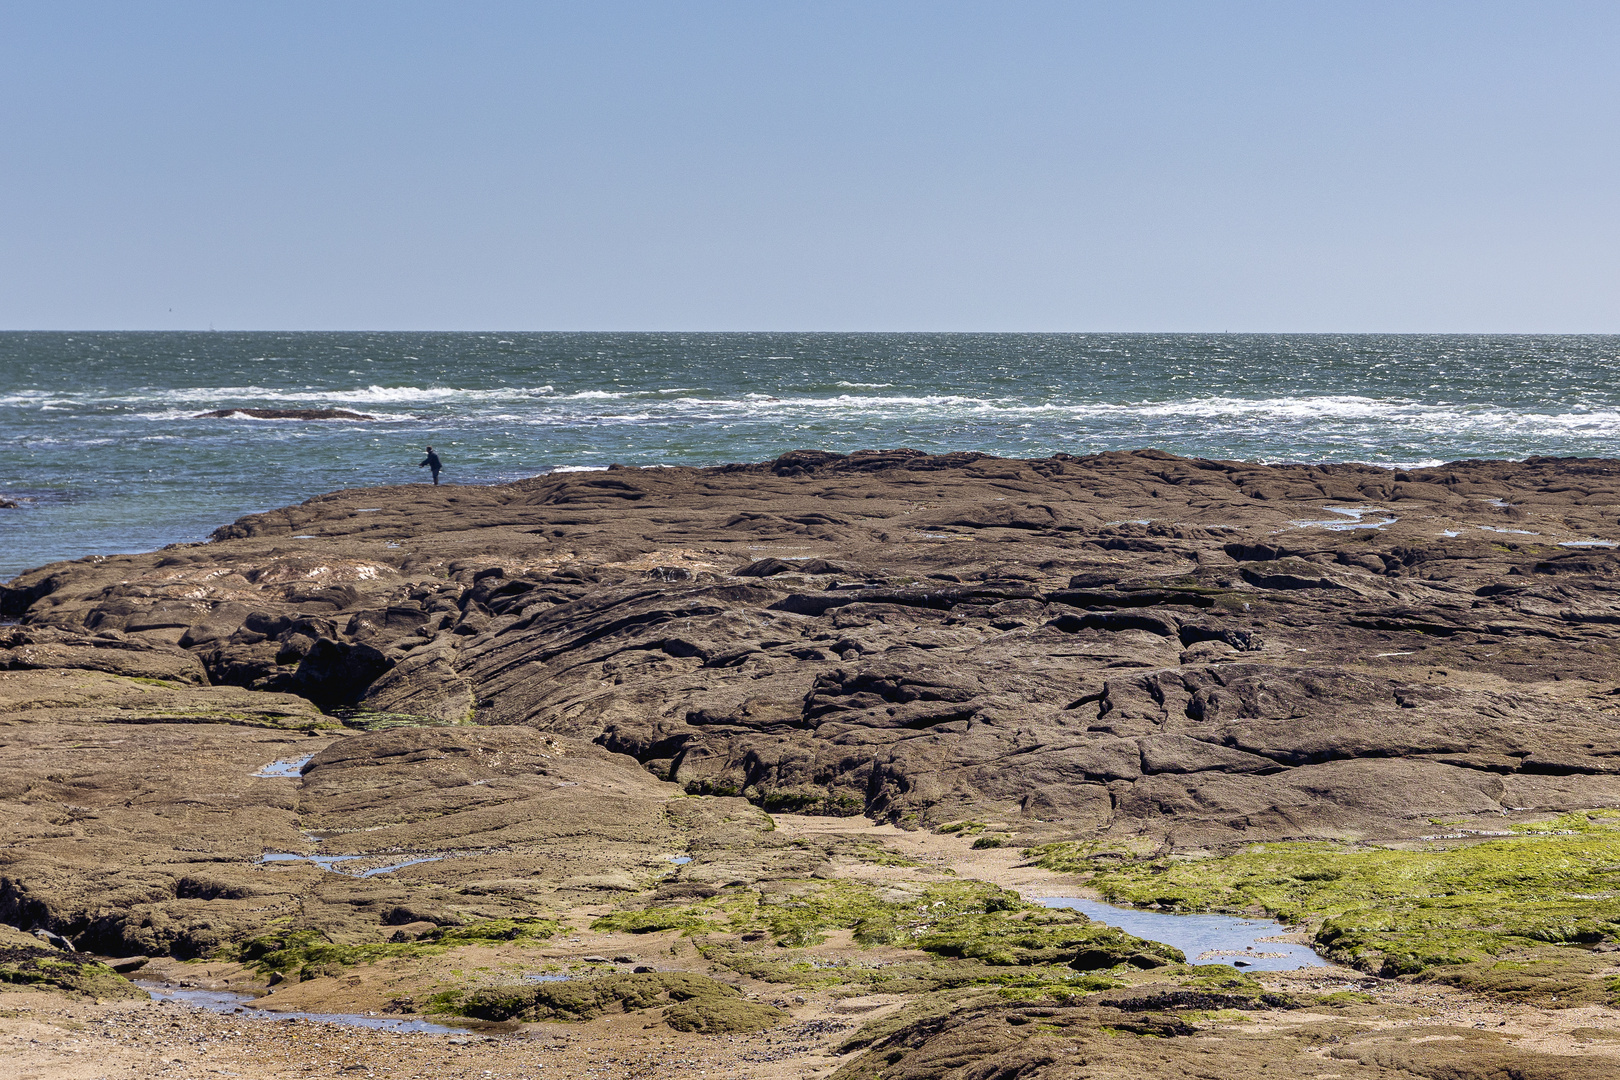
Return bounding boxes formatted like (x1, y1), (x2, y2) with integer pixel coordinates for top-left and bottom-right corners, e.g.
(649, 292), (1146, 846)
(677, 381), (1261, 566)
(4, 448), (1620, 959)
(12, 449), (1620, 835)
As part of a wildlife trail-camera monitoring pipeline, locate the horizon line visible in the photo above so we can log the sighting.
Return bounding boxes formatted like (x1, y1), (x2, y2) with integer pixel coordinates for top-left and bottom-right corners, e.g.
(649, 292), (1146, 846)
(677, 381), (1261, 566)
(5, 328), (1620, 337)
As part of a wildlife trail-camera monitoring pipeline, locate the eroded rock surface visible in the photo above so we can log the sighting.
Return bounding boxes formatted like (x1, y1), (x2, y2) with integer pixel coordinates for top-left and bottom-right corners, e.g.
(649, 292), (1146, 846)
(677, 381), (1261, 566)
(830, 992), (1620, 1080)
(5, 448), (1620, 971)
(7, 449), (1620, 849)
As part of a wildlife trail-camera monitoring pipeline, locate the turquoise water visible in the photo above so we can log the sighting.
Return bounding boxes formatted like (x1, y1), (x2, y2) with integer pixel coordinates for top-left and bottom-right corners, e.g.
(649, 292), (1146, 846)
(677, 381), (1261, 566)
(4, 332), (1619, 578)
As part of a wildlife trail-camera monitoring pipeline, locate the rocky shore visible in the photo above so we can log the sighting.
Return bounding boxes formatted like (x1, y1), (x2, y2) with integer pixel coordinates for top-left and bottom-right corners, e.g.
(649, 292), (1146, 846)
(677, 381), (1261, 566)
(4, 448), (1620, 1078)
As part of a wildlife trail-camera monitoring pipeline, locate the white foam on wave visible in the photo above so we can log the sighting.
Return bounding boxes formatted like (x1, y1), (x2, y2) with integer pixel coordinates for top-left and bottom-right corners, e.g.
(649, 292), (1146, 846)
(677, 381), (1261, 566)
(512, 392), (1620, 435)
(0, 394), (78, 409)
(1116, 394), (1402, 420)
(24, 383), (1620, 442)
(93, 384), (562, 407)
(254, 384), (558, 405)
(132, 407), (417, 423)
(0, 391), (65, 406)
(723, 392), (1006, 410)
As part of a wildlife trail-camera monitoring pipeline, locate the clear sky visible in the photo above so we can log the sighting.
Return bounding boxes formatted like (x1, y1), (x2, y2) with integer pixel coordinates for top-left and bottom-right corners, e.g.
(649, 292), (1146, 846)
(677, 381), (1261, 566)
(2, 1), (1617, 332)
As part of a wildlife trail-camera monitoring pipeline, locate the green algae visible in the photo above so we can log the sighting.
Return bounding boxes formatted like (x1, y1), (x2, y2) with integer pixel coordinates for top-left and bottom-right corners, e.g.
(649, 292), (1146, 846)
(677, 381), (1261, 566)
(1030, 812), (1620, 991)
(1169, 967), (1268, 995)
(915, 908), (1183, 968)
(106, 706), (331, 730)
(595, 878), (1029, 948)
(588, 908), (709, 934)
(846, 840), (923, 868)
(597, 876), (1181, 1004)
(682, 778), (741, 798)
(458, 970), (786, 1031)
(225, 917), (562, 978)
(1509, 809), (1620, 834)
(697, 938), (1131, 997)
(754, 786), (865, 816)
(1417, 948), (1619, 1006)
(0, 946), (148, 1000)
(334, 710), (468, 732)
(119, 675), (192, 689)
(1316, 990), (1375, 1006)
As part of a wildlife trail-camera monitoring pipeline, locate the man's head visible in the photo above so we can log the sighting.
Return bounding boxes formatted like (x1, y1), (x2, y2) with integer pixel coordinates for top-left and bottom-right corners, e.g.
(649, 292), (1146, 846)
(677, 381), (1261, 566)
(425, 446), (432, 452)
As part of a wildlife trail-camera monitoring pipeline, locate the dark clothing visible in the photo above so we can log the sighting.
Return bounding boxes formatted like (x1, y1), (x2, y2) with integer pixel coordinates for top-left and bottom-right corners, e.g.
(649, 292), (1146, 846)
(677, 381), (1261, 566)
(419, 451), (442, 485)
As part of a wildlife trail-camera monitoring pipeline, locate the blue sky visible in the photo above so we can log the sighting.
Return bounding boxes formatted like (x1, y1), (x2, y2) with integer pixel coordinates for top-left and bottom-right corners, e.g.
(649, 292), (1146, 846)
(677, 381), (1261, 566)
(2, 1), (1617, 331)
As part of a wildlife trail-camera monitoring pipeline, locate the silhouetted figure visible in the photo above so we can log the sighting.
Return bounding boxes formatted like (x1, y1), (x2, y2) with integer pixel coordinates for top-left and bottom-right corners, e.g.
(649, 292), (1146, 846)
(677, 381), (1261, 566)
(420, 446), (442, 485)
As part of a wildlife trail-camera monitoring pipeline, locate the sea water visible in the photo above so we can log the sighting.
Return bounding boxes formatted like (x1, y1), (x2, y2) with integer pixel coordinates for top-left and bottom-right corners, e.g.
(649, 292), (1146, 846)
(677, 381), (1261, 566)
(3, 332), (1619, 578)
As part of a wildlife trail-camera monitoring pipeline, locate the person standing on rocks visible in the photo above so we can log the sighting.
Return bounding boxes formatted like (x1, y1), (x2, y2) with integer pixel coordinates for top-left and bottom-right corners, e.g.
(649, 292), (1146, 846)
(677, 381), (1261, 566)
(419, 446), (443, 485)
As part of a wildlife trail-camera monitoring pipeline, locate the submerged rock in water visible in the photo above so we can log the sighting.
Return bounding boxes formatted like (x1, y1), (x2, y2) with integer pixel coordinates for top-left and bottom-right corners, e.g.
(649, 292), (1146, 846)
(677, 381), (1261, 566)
(193, 408), (377, 421)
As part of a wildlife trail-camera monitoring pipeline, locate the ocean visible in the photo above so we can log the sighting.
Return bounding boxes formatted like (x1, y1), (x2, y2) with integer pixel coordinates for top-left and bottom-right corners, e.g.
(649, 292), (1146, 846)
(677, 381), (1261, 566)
(3, 331), (1618, 579)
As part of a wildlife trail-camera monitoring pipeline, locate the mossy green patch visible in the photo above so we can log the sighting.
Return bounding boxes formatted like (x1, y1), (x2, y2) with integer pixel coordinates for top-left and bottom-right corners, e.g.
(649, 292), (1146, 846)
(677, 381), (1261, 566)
(1509, 809), (1620, 834)
(684, 778), (741, 798)
(1168, 967), (1268, 994)
(598, 878), (1021, 947)
(845, 840), (923, 868)
(938, 821), (987, 835)
(603, 877), (1179, 1007)
(1032, 813), (1620, 991)
(1417, 948), (1618, 1006)
(224, 917), (561, 977)
(916, 908), (1183, 968)
(753, 786), (865, 816)
(458, 971), (785, 1031)
(111, 707), (330, 730)
(334, 710), (467, 732)
(589, 908), (709, 935)
(0, 946), (147, 1000)
(119, 675), (191, 688)
(1317, 990), (1375, 1006)
(699, 940), (1128, 997)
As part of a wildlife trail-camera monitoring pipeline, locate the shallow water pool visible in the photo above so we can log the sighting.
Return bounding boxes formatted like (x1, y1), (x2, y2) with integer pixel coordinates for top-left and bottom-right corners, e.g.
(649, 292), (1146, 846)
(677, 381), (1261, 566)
(253, 754), (313, 778)
(256, 853), (445, 877)
(1289, 506), (1396, 531)
(1037, 897), (1327, 971)
(137, 984), (471, 1033)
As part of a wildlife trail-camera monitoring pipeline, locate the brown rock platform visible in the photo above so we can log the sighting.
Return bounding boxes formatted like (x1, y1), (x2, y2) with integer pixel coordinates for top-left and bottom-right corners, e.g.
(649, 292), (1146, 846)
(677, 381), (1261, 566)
(4, 448), (1620, 1076)
(15, 448), (1618, 841)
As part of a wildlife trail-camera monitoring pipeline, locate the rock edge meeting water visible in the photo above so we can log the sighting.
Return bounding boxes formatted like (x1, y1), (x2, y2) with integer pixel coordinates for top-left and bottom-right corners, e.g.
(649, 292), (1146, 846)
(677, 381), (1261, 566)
(3, 331), (1618, 578)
